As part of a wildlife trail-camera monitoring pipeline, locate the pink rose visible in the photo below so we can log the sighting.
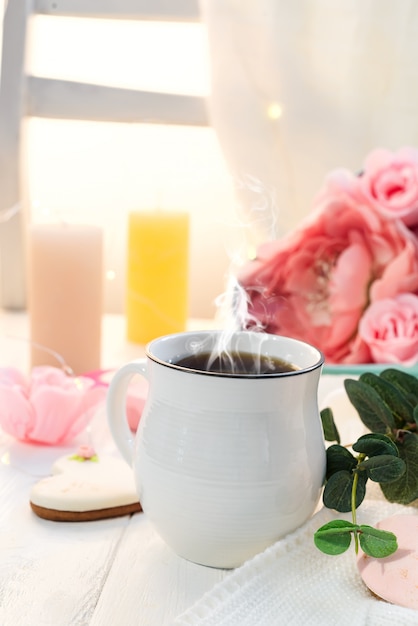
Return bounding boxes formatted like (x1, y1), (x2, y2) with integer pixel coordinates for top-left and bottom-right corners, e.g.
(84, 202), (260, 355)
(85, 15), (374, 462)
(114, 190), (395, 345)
(359, 147), (418, 227)
(359, 294), (418, 366)
(0, 366), (106, 444)
(238, 170), (418, 364)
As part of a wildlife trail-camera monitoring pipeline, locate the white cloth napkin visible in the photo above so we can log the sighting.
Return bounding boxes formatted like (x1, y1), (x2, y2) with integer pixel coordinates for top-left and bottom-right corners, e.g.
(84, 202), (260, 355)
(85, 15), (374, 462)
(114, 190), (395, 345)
(174, 500), (418, 625)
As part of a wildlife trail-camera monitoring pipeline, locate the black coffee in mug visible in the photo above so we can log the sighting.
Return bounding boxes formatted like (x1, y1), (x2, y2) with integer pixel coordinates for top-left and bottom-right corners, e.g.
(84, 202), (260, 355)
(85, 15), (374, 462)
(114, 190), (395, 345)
(173, 350), (297, 375)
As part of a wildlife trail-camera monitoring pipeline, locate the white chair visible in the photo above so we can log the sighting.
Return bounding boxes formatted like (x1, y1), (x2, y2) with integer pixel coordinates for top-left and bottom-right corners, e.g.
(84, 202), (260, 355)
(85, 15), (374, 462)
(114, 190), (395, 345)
(0, 0), (208, 309)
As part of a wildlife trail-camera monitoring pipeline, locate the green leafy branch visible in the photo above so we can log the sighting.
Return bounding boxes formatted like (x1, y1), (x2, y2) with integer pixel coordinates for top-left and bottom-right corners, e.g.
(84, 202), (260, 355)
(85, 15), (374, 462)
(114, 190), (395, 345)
(314, 367), (418, 559)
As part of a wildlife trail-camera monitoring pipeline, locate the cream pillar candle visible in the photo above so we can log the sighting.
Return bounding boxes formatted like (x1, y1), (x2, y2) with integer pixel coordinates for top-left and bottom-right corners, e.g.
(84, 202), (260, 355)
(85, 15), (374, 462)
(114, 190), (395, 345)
(28, 223), (103, 374)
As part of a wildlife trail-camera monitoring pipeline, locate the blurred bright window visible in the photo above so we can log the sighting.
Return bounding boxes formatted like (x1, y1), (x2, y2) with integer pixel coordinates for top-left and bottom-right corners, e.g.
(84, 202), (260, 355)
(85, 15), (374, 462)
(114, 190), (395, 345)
(24, 14), (236, 317)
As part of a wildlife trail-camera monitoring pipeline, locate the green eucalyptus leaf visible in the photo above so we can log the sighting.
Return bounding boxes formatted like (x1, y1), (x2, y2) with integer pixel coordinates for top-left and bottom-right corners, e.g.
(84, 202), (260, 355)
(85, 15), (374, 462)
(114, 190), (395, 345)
(323, 470), (367, 512)
(326, 444), (357, 479)
(321, 407), (341, 443)
(314, 520), (355, 555)
(357, 454), (406, 483)
(359, 372), (411, 427)
(380, 432), (418, 504)
(380, 368), (418, 406)
(352, 433), (399, 458)
(358, 525), (398, 558)
(344, 379), (394, 433)
(413, 404), (418, 428)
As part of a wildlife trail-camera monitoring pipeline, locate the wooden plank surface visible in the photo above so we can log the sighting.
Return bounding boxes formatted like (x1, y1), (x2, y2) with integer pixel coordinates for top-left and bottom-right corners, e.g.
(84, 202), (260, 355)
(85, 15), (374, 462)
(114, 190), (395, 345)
(0, 456), (132, 625)
(91, 514), (227, 625)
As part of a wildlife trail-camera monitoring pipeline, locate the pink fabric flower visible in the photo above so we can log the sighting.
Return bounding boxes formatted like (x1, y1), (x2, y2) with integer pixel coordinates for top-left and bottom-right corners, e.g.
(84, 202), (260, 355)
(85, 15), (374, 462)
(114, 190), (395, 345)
(358, 294), (418, 366)
(0, 366), (106, 445)
(82, 368), (148, 432)
(125, 377), (149, 432)
(359, 147), (418, 227)
(238, 169), (418, 364)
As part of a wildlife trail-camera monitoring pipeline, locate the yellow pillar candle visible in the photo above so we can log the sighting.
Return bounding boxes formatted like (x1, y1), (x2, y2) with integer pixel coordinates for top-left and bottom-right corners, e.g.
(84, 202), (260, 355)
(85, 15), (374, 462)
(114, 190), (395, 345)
(126, 210), (189, 344)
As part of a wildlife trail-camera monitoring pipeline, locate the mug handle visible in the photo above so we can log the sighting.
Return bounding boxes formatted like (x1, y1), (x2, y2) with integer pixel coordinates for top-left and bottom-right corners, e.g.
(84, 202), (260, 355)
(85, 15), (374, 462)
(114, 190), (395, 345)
(106, 358), (148, 465)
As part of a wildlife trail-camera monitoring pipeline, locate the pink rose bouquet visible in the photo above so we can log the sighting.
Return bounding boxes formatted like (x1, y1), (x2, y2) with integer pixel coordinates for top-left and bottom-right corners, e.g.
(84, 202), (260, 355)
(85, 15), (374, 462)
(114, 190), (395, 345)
(238, 147), (418, 365)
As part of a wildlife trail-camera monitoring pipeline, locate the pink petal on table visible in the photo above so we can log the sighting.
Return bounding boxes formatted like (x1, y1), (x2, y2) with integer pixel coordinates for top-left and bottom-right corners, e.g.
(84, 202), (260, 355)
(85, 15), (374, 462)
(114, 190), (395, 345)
(0, 384), (35, 441)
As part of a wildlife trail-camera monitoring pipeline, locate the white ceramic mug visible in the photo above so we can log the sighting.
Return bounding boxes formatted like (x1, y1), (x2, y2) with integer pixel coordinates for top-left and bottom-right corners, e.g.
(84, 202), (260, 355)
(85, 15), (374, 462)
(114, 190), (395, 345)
(106, 330), (326, 568)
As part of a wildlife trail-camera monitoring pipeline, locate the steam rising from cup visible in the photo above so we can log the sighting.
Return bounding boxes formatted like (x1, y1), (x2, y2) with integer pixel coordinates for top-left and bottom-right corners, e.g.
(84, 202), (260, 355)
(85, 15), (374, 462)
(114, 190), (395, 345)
(194, 176), (282, 374)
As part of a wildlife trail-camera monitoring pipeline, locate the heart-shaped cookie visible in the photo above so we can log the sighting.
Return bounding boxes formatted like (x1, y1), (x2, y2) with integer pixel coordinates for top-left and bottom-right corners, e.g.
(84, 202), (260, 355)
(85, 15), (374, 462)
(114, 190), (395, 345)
(30, 448), (142, 522)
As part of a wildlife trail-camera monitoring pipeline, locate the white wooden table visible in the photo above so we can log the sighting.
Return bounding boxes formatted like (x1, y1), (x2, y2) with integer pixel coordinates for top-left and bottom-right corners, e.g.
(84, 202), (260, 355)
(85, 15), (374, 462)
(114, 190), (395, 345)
(0, 312), (349, 626)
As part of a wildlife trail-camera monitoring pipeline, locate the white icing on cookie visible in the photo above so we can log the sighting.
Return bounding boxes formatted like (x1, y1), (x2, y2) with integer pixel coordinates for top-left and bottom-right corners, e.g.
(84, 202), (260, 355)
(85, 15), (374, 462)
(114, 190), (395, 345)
(30, 454), (139, 512)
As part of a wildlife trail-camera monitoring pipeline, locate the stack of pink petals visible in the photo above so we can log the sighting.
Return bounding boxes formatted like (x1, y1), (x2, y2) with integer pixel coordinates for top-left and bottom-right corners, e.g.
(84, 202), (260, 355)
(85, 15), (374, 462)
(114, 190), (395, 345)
(0, 366), (107, 445)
